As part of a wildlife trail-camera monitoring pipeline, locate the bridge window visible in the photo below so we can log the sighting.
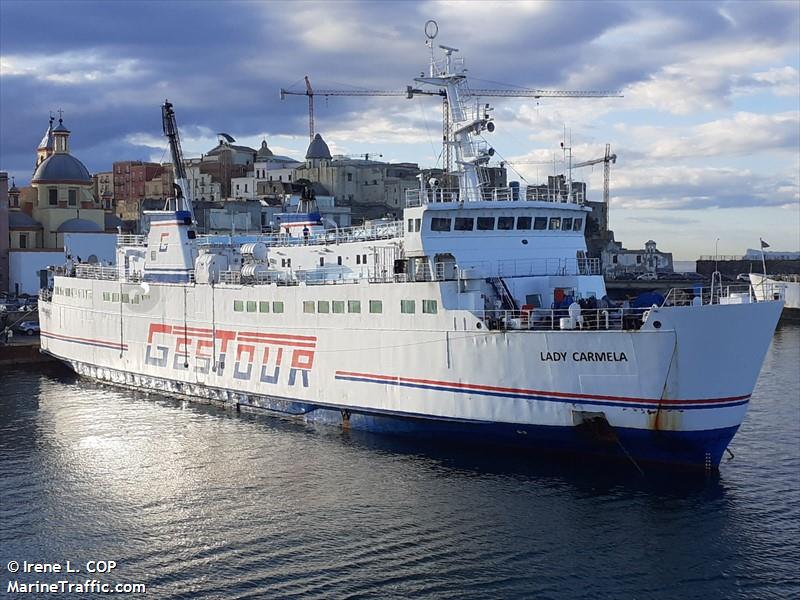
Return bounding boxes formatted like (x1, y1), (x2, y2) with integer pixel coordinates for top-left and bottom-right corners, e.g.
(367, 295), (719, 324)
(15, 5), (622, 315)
(121, 293), (130, 303)
(332, 300), (345, 314)
(562, 217), (573, 231)
(573, 218), (583, 231)
(408, 218), (414, 232)
(103, 292), (111, 302)
(422, 299), (438, 314)
(516, 216), (532, 230)
(549, 217), (561, 230)
(247, 301), (257, 312)
(533, 217), (547, 230)
(498, 216), (514, 230)
(303, 301), (315, 313)
(415, 218), (421, 232)
(348, 300), (361, 313)
(112, 293), (120, 303)
(317, 300), (330, 313)
(259, 301), (270, 313)
(431, 217), (451, 232)
(272, 301), (284, 313)
(400, 299), (416, 314)
(369, 300), (382, 314)
(454, 217), (474, 231)
(477, 217), (495, 231)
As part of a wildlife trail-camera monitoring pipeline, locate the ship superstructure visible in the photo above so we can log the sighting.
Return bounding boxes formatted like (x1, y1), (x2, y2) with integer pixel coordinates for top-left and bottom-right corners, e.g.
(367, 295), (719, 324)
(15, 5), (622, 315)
(38, 28), (783, 469)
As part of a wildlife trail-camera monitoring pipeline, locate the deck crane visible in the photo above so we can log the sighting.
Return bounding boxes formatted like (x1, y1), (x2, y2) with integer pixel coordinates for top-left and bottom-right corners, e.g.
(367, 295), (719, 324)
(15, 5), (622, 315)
(280, 77), (621, 172)
(573, 144), (617, 227)
(161, 100), (195, 222)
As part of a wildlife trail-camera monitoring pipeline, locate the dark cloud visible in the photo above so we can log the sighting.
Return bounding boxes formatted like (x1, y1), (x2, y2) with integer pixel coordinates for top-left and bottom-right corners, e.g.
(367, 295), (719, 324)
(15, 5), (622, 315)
(1, 0), (797, 187)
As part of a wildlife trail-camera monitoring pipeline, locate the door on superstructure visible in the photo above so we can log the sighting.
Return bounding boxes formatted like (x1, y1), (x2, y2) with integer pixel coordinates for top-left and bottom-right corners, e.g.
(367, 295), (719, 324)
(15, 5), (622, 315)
(374, 245), (398, 282)
(434, 253), (457, 281)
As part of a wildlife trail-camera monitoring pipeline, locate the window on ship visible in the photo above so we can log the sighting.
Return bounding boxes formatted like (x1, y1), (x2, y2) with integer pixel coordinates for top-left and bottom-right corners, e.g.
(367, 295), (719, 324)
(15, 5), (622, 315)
(498, 216), (514, 230)
(431, 217), (451, 232)
(454, 217), (474, 231)
(533, 217), (547, 230)
(549, 217), (561, 230)
(516, 216), (532, 230)
(477, 217), (495, 231)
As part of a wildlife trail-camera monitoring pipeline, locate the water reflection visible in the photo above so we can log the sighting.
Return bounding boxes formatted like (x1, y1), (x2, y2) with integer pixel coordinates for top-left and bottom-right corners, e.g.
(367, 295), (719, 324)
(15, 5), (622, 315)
(1, 324), (797, 599)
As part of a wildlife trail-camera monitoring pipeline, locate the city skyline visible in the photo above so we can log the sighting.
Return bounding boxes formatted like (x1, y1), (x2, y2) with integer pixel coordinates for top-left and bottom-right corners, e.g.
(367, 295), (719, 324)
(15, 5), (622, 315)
(1, 0), (798, 259)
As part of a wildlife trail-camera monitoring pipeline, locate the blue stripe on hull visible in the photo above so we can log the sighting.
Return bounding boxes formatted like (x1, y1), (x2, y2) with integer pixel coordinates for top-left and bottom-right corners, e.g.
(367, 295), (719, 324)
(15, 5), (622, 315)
(340, 413), (738, 469)
(260, 401), (738, 470)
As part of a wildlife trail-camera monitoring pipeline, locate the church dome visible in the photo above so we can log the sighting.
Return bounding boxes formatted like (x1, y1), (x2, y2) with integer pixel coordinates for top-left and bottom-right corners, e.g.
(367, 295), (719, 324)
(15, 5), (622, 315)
(32, 153), (92, 184)
(257, 139), (274, 159)
(305, 133), (331, 160)
(57, 218), (102, 233)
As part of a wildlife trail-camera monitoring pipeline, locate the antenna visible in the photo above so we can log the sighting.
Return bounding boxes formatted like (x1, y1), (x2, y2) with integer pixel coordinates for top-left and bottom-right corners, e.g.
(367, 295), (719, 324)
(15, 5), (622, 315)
(425, 20), (438, 76)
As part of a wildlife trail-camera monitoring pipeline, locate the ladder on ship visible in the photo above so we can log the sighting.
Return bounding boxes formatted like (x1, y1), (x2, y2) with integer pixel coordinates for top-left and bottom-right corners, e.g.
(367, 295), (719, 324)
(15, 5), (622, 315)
(488, 277), (518, 311)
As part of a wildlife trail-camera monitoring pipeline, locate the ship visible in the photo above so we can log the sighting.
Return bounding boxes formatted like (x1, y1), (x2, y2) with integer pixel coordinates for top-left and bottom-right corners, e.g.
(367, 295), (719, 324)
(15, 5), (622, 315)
(750, 273), (800, 319)
(38, 27), (783, 469)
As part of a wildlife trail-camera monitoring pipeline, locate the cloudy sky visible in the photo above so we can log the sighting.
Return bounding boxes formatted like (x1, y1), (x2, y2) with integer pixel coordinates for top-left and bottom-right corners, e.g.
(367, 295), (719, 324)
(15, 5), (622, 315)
(1, 0), (798, 258)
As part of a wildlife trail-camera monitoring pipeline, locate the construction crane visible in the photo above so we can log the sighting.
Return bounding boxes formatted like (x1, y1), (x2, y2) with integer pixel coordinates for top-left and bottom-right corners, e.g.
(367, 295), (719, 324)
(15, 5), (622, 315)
(280, 77), (438, 141)
(280, 76), (621, 171)
(573, 144), (617, 228)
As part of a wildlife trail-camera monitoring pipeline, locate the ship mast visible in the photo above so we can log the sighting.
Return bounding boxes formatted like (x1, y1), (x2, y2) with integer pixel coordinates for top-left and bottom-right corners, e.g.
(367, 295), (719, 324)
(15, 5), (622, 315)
(414, 21), (492, 202)
(161, 100), (195, 221)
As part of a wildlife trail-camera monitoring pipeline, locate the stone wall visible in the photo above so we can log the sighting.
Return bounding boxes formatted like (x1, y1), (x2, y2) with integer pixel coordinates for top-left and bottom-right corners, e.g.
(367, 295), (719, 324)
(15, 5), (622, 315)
(696, 259), (800, 278)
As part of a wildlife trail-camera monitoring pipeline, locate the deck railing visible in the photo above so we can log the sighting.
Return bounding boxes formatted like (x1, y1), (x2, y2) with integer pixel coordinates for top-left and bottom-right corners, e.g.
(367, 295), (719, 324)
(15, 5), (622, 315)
(198, 221), (403, 249)
(117, 234), (147, 246)
(74, 264), (121, 281)
(480, 307), (649, 331)
(660, 283), (764, 307)
(406, 186), (585, 207)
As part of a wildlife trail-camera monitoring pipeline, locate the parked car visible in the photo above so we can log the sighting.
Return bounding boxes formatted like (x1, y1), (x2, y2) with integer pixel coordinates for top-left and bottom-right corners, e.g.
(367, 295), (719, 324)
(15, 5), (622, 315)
(0, 302), (19, 313)
(681, 272), (706, 281)
(636, 273), (658, 281)
(736, 273), (752, 282)
(15, 321), (40, 336)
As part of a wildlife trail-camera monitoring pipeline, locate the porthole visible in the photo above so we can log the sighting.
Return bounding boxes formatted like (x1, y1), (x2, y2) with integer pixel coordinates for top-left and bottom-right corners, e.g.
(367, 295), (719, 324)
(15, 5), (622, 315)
(476, 322), (482, 329)
(653, 320), (662, 329)
(521, 239), (529, 245)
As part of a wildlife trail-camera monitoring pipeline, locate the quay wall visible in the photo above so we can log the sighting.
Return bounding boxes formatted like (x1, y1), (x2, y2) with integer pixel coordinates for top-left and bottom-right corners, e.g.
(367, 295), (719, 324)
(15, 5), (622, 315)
(696, 259), (800, 279)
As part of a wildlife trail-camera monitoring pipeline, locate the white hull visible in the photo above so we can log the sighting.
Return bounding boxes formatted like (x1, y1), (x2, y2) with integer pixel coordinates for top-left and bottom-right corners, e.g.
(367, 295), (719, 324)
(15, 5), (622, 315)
(39, 278), (782, 468)
(750, 273), (800, 311)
